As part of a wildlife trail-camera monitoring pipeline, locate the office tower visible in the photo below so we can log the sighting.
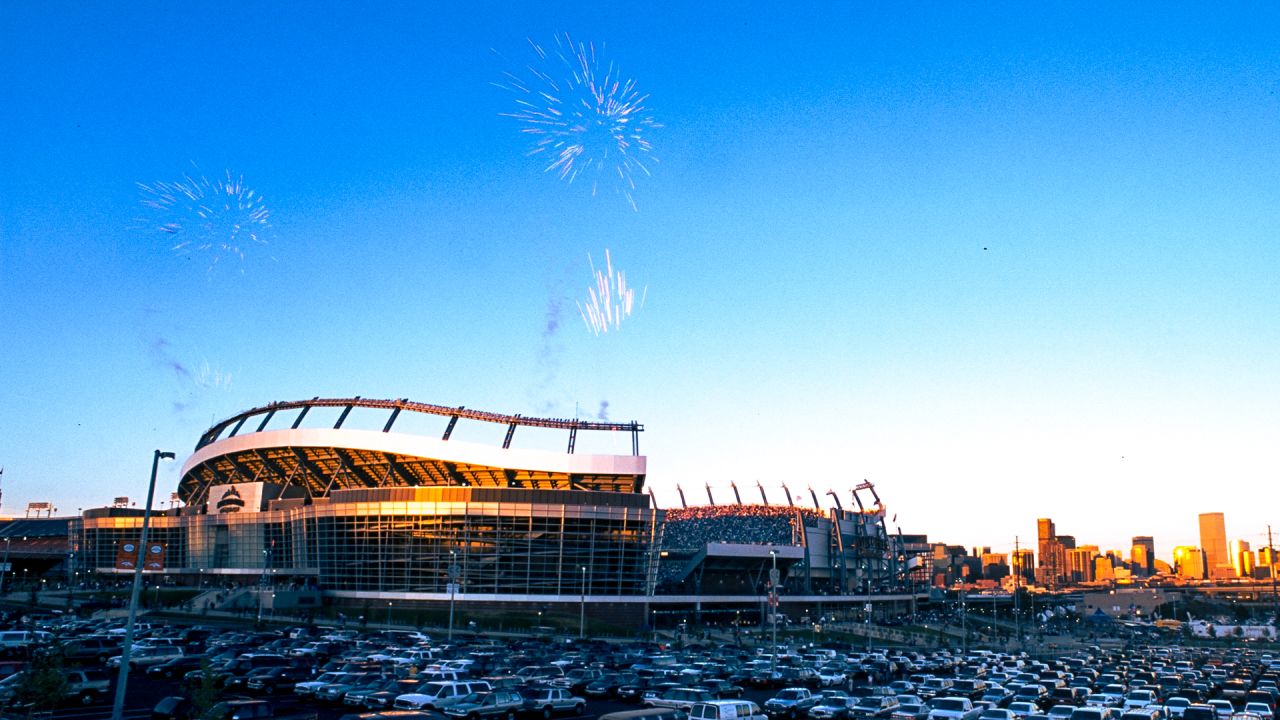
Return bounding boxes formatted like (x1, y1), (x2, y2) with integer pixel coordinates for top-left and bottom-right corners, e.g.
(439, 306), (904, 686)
(1068, 546), (1097, 583)
(1173, 545), (1206, 579)
(1012, 548), (1035, 585)
(1094, 555), (1115, 581)
(1131, 536), (1155, 577)
(981, 552), (1008, 581)
(1260, 546), (1277, 579)
(1038, 518), (1066, 587)
(1199, 512), (1233, 578)
(1230, 539), (1254, 578)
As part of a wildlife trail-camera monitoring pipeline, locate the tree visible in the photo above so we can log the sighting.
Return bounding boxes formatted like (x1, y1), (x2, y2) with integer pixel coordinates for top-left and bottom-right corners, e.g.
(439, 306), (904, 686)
(191, 657), (222, 719)
(12, 651), (68, 715)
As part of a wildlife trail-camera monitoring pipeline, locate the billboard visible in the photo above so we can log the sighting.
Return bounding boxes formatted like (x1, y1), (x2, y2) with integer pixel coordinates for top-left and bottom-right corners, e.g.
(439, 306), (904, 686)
(207, 483), (265, 514)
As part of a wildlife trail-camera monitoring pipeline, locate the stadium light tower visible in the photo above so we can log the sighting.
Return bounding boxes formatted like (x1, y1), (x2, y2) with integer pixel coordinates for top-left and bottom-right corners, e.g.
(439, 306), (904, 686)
(112, 449), (175, 720)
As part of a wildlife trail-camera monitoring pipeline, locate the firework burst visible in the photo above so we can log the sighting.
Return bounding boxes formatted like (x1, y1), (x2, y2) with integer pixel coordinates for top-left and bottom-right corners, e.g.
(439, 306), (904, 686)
(495, 33), (659, 211)
(577, 249), (645, 335)
(137, 167), (270, 272)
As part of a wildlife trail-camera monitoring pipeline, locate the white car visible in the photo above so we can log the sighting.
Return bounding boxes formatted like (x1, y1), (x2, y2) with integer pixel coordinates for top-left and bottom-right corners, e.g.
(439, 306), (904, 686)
(1163, 699), (1192, 719)
(1009, 702), (1041, 720)
(1125, 693), (1158, 712)
(1242, 704), (1273, 720)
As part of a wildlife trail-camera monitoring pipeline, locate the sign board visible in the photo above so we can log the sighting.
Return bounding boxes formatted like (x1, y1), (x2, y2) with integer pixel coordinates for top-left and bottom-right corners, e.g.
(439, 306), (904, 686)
(208, 483), (265, 513)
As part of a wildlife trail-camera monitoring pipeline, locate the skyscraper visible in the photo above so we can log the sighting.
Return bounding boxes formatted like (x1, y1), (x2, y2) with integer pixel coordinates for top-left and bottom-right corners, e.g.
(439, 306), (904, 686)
(1230, 539), (1254, 578)
(1199, 512), (1233, 579)
(1038, 517), (1066, 587)
(1173, 545), (1206, 579)
(1131, 536), (1155, 577)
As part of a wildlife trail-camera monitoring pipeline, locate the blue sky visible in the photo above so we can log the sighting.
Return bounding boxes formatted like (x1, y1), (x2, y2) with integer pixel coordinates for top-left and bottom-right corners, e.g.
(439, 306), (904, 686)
(2, 3), (1279, 562)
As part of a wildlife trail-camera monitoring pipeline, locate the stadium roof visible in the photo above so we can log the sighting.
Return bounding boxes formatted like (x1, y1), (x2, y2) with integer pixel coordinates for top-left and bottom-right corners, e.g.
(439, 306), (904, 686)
(177, 397), (647, 506)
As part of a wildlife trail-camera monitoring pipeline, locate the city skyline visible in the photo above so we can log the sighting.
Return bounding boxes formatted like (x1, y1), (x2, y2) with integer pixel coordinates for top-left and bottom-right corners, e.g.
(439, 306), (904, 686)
(3, 4), (1279, 558)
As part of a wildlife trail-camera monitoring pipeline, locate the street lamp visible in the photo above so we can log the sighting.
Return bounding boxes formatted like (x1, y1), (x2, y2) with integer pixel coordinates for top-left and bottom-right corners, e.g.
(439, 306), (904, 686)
(447, 550), (457, 642)
(0, 536), (10, 595)
(111, 449), (174, 720)
(769, 548), (778, 677)
(579, 566), (587, 639)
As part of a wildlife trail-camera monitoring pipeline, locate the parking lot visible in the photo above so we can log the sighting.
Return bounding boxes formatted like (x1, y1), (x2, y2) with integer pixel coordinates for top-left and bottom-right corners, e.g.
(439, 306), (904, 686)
(0, 611), (1276, 720)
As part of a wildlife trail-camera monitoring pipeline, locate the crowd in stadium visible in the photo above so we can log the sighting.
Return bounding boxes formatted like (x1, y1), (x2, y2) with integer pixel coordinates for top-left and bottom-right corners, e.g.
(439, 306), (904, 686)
(660, 504), (827, 550)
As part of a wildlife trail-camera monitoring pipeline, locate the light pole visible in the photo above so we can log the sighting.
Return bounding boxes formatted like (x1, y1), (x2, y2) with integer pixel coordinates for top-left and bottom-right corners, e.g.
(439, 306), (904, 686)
(579, 566), (587, 639)
(111, 449), (174, 720)
(0, 536), (10, 595)
(447, 550), (457, 641)
(768, 548), (778, 677)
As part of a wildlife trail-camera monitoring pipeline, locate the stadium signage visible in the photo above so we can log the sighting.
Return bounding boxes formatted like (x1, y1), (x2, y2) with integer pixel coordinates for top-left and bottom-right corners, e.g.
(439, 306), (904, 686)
(208, 483), (266, 513)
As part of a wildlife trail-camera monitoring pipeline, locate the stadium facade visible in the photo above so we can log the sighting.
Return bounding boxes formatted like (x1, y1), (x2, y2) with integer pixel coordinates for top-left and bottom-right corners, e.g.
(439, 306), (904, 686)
(69, 397), (926, 628)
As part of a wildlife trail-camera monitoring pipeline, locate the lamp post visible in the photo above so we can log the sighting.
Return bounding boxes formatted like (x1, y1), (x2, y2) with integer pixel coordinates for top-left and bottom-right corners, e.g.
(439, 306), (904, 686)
(447, 550), (457, 642)
(0, 536), (10, 596)
(768, 548), (778, 677)
(579, 566), (587, 639)
(111, 449), (174, 720)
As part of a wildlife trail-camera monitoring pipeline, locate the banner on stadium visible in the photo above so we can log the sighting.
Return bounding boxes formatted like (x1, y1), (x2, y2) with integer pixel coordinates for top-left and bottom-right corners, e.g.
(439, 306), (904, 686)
(143, 542), (166, 571)
(115, 541), (141, 571)
(207, 483), (265, 514)
(115, 540), (166, 571)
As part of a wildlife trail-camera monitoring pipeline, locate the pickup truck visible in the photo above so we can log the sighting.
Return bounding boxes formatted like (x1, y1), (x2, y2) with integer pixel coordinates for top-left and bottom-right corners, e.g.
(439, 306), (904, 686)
(201, 699), (318, 720)
(927, 697), (984, 720)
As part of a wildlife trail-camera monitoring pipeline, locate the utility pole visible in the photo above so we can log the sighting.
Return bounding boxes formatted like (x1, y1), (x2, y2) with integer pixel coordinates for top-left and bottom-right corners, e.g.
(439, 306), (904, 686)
(1013, 536), (1022, 650)
(1269, 525), (1278, 638)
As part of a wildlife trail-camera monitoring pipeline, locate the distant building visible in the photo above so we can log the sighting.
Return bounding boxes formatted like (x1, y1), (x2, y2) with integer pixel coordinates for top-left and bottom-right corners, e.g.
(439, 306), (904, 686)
(1131, 536), (1155, 577)
(1011, 547), (1035, 585)
(1260, 546), (1277, 579)
(1230, 539), (1254, 578)
(1068, 546), (1098, 583)
(1199, 512), (1234, 579)
(1037, 518), (1067, 587)
(1173, 545), (1206, 580)
(1094, 554), (1115, 581)
(981, 551), (1008, 581)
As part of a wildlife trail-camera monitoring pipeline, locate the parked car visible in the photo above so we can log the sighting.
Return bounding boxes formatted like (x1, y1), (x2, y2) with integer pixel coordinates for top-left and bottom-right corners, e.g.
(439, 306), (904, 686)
(108, 645), (186, 670)
(442, 691), (526, 720)
(688, 700), (768, 720)
(523, 687), (587, 718)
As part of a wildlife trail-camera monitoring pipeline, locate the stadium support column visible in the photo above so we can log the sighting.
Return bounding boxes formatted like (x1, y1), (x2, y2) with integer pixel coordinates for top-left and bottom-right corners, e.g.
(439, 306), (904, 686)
(112, 450), (175, 720)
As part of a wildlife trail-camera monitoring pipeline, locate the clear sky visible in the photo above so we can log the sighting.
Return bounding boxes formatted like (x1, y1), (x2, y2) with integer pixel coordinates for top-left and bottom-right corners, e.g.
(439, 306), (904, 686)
(2, 3), (1278, 563)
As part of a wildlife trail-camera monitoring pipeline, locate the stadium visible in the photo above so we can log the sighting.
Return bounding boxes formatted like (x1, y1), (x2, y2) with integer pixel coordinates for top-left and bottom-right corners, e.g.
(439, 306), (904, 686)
(69, 397), (927, 629)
